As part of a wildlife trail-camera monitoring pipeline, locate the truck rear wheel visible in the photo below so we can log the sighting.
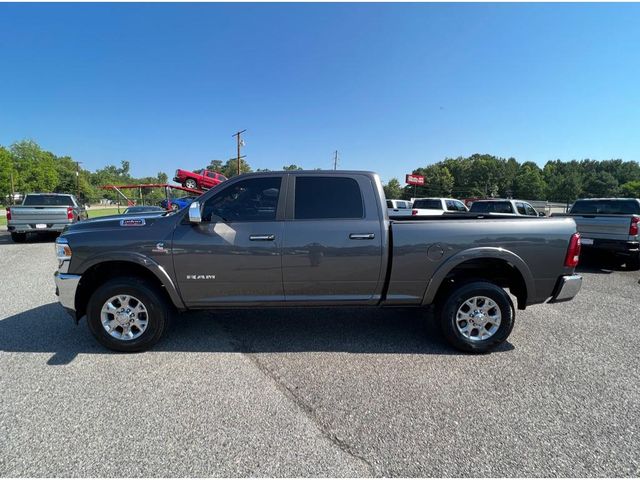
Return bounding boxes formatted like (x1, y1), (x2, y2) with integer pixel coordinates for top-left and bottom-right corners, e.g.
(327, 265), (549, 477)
(11, 232), (27, 243)
(86, 277), (170, 352)
(438, 281), (514, 353)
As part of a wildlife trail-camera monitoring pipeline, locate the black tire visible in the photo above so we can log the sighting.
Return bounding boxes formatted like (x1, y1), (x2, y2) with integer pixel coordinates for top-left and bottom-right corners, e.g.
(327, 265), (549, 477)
(11, 232), (27, 243)
(86, 277), (170, 352)
(184, 178), (197, 190)
(438, 281), (514, 353)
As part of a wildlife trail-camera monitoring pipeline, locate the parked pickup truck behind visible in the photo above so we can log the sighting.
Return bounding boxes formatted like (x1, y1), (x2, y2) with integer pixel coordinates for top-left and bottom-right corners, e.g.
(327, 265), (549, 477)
(7, 193), (87, 242)
(554, 198), (640, 269)
(54, 171), (582, 353)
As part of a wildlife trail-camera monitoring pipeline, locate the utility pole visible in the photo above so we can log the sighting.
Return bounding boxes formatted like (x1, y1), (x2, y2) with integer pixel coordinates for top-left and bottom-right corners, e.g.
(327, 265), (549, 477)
(10, 171), (15, 205)
(75, 161), (83, 197)
(232, 129), (247, 176)
(333, 150), (339, 170)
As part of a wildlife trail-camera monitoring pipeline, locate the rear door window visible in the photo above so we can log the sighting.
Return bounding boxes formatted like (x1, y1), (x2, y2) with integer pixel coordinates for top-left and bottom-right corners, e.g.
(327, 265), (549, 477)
(294, 177), (364, 219)
(516, 202), (527, 215)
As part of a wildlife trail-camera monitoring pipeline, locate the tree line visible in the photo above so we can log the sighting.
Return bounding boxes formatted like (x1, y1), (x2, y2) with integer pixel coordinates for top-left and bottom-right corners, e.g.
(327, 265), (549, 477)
(383, 154), (640, 202)
(2, 141), (638, 206)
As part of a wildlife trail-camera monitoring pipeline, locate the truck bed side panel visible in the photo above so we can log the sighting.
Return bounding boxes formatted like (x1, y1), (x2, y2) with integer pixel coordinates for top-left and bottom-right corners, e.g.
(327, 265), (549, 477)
(386, 218), (577, 306)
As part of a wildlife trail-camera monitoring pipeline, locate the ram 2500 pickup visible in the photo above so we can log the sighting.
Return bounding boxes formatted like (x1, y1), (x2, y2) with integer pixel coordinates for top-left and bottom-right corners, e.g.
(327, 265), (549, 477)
(554, 198), (639, 269)
(54, 171), (582, 353)
(7, 193), (87, 242)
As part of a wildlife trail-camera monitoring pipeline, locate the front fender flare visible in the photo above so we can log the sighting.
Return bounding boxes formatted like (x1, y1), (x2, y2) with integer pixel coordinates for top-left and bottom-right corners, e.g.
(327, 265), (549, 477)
(77, 251), (186, 310)
(421, 247), (535, 306)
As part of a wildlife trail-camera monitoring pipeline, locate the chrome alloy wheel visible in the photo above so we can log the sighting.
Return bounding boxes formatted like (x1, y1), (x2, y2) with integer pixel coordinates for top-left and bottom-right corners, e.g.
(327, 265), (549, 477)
(100, 295), (149, 341)
(455, 296), (502, 341)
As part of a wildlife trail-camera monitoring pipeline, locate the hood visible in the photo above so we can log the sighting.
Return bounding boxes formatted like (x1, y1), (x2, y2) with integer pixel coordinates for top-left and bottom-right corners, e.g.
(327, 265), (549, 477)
(64, 212), (174, 233)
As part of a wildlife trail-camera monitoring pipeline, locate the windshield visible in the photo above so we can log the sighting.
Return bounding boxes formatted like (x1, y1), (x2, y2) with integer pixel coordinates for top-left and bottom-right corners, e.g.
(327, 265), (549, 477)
(23, 195), (74, 206)
(570, 199), (640, 215)
(413, 199), (442, 210)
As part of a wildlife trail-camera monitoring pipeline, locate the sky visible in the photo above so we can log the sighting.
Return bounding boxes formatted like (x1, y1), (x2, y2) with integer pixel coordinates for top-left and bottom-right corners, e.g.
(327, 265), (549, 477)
(1, 3), (639, 183)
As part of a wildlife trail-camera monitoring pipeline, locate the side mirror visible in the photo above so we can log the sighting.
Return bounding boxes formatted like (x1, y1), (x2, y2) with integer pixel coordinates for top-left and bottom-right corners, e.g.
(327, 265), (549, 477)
(188, 201), (202, 223)
(538, 212), (546, 217)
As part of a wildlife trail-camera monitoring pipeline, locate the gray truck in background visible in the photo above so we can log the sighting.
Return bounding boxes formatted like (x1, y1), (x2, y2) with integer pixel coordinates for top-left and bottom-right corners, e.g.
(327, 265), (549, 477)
(7, 193), (87, 242)
(554, 198), (640, 269)
(53, 171), (582, 354)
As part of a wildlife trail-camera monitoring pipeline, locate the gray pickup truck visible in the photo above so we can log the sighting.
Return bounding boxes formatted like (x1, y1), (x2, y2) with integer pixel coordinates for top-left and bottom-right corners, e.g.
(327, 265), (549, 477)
(54, 171), (582, 353)
(7, 193), (87, 242)
(554, 198), (640, 269)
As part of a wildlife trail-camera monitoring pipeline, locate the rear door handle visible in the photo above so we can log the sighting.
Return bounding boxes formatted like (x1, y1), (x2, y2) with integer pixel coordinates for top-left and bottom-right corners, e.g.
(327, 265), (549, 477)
(249, 234), (275, 241)
(349, 233), (375, 240)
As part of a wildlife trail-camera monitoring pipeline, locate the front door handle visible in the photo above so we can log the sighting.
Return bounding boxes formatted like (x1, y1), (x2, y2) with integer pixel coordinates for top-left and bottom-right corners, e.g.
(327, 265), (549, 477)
(349, 233), (375, 240)
(249, 234), (275, 241)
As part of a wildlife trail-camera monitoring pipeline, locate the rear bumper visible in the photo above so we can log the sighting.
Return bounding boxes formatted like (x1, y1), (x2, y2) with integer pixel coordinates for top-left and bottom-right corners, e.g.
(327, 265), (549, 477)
(581, 238), (639, 256)
(8, 223), (69, 233)
(54, 271), (81, 317)
(549, 274), (582, 303)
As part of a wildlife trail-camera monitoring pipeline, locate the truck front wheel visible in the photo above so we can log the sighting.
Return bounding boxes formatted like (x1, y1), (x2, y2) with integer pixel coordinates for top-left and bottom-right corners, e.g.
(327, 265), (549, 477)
(184, 178), (197, 190)
(86, 277), (170, 352)
(438, 281), (514, 353)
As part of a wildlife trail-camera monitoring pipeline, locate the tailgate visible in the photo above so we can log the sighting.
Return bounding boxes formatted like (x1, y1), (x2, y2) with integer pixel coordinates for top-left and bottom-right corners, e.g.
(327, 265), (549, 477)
(9, 207), (71, 224)
(572, 215), (631, 240)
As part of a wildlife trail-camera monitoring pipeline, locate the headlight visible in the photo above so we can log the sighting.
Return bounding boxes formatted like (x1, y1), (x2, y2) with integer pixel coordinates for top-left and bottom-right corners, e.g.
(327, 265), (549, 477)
(55, 237), (72, 261)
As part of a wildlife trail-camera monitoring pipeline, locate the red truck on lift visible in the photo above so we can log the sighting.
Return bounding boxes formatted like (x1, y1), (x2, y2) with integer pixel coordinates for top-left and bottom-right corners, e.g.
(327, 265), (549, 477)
(174, 169), (227, 190)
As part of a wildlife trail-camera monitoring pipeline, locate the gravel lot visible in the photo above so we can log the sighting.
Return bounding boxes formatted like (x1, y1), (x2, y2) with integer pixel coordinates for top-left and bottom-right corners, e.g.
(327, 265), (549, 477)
(1, 232), (638, 477)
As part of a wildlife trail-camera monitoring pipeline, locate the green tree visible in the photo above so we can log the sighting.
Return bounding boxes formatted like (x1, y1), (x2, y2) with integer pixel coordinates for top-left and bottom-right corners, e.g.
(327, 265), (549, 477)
(283, 164), (303, 171)
(512, 162), (547, 199)
(206, 160), (224, 173)
(620, 180), (640, 198)
(383, 178), (402, 199)
(222, 158), (252, 178)
(581, 171), (619, 198)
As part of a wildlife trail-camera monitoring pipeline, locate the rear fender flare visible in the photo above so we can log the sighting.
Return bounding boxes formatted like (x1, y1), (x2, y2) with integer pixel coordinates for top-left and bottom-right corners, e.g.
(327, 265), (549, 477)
(421, 247), (535, 306)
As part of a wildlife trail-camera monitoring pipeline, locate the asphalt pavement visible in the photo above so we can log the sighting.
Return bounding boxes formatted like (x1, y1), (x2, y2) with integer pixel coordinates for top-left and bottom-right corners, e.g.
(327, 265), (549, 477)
(0, 232), (638, 477)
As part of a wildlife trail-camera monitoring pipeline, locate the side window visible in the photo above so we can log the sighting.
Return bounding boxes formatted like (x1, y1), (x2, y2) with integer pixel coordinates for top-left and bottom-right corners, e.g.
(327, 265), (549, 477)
(524, 203), (537, 216)
(516, 202), (527, 215)
(445, 200), (456, 211)
(201, 177), (281, 222)
(295, 177), (364, 220)
(454, 200), (467, 211)
(386, 200), (393, 208)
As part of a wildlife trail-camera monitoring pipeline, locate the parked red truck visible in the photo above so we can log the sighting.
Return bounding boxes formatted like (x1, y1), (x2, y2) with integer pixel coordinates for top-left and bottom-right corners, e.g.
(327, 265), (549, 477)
(174, 169), (227, 190)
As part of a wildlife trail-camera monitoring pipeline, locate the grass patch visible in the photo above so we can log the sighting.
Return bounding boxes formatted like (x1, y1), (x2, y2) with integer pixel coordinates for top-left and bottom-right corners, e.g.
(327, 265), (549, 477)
(87, 207), (124, 218)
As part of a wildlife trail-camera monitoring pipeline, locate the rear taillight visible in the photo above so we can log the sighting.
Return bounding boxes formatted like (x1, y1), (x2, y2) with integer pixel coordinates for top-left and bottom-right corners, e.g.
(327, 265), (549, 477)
(66, 207), (74, 220)
(565, 233), (581, 268)
(6, 208), (10, 221)
(412, 209), (418, 216)
(630, 215), (639, 236)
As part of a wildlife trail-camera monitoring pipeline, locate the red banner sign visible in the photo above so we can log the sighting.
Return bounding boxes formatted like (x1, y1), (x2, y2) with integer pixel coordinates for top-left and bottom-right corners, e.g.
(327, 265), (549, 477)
(405, 174), (425, 186)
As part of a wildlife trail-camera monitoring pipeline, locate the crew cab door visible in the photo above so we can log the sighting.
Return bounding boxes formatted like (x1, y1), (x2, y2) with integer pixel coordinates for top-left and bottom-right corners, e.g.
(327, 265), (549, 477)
(282, 174), (384, 304)
(172, 175), (286, 306)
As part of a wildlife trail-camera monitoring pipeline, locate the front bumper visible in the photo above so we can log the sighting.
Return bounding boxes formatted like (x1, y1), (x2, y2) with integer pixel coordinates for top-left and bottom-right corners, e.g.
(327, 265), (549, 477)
(54, 271), (81, 317)
(549, 274), (582, 303)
